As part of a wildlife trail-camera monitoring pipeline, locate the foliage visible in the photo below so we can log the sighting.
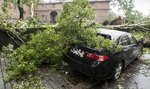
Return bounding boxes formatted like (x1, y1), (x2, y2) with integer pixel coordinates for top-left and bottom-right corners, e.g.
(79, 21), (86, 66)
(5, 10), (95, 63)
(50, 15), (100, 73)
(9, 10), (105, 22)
(1, 0), (123, 81)
(57, 0), (121, 51)
(107, 10), (117, 21)
(138, 59), (150, 65)
(22, 0), (40, 17)
(2, 26), (64, 80)
(0, 14), (43, 30)
(117, 0), (134, 16)
(131, 10), (144, 24)
(1, 0), (12, 13)
(117, 77), (125, 83)
(23, 0), (39, 7)
(132, 30), (150, 40)
(0, 14), (43, 45)
(117, 84), (124, 89)
(110, 0), (144, 24)
(144, 18), (150, 25)
(57, 0), (95, 44)
(13, 76), (46, 89)
(131, 29), (150, 54)
(26, 17), (43, 28)
(0, 14), (26, 45)
(2, 44), (38, 81)
(143, 48), (150, 54)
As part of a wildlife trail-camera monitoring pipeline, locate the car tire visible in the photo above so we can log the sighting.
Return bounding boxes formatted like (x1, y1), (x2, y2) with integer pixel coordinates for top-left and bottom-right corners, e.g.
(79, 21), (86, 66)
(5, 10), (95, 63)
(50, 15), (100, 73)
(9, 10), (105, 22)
(112, 62), (123, 80)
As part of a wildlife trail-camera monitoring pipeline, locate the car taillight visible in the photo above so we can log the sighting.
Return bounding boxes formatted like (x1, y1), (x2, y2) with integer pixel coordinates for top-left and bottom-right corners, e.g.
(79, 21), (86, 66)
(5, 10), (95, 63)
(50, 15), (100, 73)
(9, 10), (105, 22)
(86, 53), (109, 62)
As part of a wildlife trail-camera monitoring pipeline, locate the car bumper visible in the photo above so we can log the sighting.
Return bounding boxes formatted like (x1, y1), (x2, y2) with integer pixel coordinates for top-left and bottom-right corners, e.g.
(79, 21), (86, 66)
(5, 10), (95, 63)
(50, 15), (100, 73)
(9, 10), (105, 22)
(63, 54), (113, 80)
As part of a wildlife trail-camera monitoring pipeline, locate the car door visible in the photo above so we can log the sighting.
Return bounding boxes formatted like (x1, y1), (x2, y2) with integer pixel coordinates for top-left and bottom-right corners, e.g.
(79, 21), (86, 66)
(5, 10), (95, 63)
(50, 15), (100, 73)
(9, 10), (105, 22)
(128, 34), (141, 60)
(119, 35), (133, 64)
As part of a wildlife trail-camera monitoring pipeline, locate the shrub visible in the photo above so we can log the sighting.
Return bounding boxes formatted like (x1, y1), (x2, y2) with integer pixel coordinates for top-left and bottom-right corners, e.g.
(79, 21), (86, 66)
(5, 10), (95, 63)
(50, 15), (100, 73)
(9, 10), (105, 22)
(2, 26), (64, 80)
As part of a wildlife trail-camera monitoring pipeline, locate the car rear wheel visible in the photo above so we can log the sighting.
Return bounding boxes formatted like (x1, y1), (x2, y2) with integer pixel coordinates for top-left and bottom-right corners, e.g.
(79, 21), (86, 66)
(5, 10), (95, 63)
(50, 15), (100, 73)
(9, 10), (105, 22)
(113, 62), (123, 80)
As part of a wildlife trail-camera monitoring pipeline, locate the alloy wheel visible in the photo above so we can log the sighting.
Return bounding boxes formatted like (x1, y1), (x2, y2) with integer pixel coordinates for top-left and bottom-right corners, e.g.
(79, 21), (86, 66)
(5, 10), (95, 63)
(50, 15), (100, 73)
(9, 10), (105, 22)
(114, 62), (123, 79)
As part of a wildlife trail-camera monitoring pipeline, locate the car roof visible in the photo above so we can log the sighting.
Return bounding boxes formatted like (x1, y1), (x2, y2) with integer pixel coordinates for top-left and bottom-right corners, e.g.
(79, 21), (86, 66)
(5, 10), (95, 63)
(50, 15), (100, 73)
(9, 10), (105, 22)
(97, 28), (131, 40)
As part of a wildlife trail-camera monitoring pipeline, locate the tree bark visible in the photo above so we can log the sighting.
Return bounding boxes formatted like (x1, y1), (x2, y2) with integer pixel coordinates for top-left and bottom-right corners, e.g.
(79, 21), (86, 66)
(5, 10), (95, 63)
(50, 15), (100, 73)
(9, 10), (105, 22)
(30, 2), (34, 17)
(17, 0), (24, 19)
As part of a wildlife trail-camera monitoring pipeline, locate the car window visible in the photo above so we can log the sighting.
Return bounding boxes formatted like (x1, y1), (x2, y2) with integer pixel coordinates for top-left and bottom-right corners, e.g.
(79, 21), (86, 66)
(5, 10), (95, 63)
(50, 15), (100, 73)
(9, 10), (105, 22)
(119, 36), (130, 46)
(97, 34), (111, 40)
(128, 35), (137, 44)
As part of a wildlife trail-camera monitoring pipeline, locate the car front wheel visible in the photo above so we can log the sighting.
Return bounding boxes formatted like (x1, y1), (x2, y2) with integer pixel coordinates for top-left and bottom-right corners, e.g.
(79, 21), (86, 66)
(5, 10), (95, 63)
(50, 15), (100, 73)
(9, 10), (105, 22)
(113, 62), (123, 80)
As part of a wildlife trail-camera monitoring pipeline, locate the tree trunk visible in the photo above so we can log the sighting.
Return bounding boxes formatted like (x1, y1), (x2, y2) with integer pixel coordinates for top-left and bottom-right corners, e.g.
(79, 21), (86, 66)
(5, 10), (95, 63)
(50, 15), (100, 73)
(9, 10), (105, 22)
(30, 2), (34, 17)
(17, 0), (24, 19)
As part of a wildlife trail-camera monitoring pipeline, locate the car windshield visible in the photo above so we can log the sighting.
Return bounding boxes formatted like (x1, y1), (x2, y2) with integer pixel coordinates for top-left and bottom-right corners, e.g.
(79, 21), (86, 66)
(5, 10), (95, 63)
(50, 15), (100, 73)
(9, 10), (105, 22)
(97, 33), (111, 40)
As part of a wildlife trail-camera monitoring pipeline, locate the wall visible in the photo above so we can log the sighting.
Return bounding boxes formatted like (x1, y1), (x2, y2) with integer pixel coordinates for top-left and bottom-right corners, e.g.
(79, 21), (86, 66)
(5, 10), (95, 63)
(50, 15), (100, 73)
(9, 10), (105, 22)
(0, 0), (109, 22)
(90, 1), (109, 22)
(34, 1), (110, 24)
(34, 3), (63, 24)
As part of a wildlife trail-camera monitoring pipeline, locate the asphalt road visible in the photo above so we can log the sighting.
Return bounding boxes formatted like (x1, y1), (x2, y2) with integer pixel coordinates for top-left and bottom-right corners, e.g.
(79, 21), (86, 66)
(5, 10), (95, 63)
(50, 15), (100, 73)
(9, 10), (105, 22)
(92, 54), (150, 89)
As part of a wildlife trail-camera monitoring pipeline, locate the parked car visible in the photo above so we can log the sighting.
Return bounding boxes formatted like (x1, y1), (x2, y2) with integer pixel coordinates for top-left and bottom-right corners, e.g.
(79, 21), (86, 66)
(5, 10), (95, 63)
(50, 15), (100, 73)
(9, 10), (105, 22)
(63, 28), (143, 80)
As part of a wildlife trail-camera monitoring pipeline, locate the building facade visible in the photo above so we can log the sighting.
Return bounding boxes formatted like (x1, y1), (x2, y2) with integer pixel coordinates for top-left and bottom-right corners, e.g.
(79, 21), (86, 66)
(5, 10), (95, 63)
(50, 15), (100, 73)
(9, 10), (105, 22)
(0, 0), (110, 23)
(35, 0), (110, 24)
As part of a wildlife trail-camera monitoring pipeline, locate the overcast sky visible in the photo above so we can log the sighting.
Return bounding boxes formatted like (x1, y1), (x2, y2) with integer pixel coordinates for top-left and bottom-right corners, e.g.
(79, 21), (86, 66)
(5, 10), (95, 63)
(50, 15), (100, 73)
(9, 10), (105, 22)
(134, 0), (150, 16)
(44, 0), (150, 16)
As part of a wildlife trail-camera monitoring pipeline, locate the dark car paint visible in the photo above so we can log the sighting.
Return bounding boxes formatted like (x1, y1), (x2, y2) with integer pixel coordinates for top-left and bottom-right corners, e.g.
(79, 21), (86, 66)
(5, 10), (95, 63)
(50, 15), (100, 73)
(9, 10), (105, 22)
(117, 34), (143, 67)
(63, 29), (143, 80)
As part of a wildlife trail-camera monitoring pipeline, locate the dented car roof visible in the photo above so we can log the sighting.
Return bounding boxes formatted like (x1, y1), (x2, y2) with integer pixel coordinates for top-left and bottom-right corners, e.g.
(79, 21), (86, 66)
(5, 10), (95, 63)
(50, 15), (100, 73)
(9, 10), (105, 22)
(97, 28), (131, 40)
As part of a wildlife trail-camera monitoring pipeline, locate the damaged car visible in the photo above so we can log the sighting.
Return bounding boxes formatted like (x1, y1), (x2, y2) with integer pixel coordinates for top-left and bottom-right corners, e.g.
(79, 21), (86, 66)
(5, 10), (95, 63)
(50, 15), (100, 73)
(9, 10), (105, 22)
(63, 28), (143, 80)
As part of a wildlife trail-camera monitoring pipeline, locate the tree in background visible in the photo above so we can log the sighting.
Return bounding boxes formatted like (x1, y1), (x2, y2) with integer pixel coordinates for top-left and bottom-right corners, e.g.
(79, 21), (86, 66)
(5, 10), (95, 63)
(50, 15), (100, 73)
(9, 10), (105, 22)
(2, 0), (40, 19)
(57, 0), (119, 50)
(22, 0), (40, 18)
(2, 0), (24, 19)
(118, 0), (143, 24)
(107, 10), (117, 21)
(57, 0), (96, 45)
(110, 0), (144, 24)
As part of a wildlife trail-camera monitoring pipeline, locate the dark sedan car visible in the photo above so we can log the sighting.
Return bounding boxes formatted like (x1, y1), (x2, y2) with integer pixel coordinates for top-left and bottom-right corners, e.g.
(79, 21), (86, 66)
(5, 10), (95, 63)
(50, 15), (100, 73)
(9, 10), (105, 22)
(63, 28), (143, 80)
